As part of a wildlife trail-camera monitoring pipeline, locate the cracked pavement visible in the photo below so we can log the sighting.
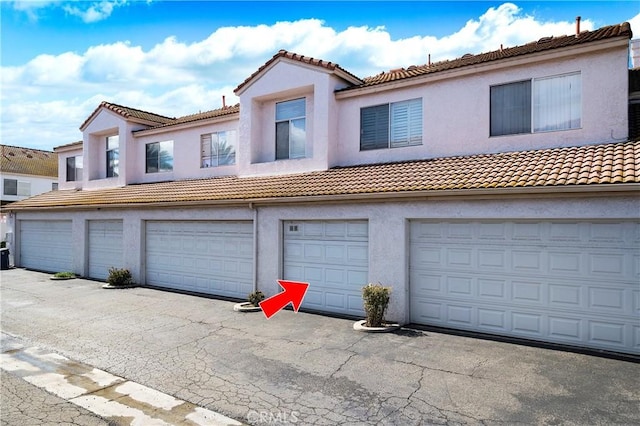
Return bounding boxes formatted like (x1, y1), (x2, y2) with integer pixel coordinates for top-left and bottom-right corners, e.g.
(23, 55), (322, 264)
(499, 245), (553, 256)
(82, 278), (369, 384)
(1, 268), (639, 425)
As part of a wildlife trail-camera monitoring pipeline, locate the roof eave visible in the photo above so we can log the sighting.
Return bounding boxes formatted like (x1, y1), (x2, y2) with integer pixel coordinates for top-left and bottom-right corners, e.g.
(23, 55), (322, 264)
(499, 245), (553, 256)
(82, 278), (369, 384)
(79, 105), (173, 132)
(235, 56), (362, 96)
(6, 183), (639, 212)
(54, 142), (83, 153)
(133, 112), (240, 137)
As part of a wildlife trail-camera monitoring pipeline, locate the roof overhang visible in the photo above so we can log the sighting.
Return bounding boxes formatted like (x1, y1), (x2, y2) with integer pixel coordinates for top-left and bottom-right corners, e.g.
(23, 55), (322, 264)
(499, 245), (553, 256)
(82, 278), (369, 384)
(6, 183), (639, 212)
(235, 54), (362, 96)
(54, 141), (83, 153)
(132, 112), (239, 137)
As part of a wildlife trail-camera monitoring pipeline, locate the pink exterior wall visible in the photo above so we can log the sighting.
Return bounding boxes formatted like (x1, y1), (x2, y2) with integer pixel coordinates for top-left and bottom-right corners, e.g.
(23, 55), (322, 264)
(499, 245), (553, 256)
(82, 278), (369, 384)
(237, 61), (350, 177)
(131, 118), (240, 183)
(61, 40), (629, 188)
(334, 44), (629, 167)
(56, 145), (83, 190)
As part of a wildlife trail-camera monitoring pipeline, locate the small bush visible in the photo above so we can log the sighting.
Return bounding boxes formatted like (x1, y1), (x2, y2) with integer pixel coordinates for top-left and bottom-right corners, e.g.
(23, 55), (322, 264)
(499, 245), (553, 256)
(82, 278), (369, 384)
(247, 290), (265, 307)
(53, 271), (76, 278)
(362, 283), (392, 327)
(0, 241), (6, 249)
(106, 267), (134, 287)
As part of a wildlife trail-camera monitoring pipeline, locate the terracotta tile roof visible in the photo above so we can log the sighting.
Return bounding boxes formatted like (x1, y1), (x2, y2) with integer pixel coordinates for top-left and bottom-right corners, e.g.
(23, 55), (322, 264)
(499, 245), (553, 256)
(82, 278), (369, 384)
(1, 145), (58, 178)
(80, 101), (176, 130)
(347, 22), (632, 90)
(54, 141), (83, 151)
(137, 104), (240, 132)
(234, 50), (363, 93)
(6, 141), (638, 211)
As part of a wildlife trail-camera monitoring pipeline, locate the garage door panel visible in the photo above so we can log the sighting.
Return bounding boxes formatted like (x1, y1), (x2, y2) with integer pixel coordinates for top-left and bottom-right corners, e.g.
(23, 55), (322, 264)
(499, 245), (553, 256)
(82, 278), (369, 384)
(146, 221), (253, 299)
(478, 278), (507, 299)
(448, 305), (473, 326)
(284, 220), (367, 317)
(88, 220), (123, 280)
(325, 268), (345, 285)
(548, 283), (582, 307)
(411, 220), (640, 354)
(548, 317), (582, 340)
(347, 244), (368, 263)
(304, 243), (324, 260)
(512, 280), (543, 304)
(589, 287), (625, 311)
(20, 220), (73, 273)
(447, 248), (473, 268)
(512, 312), (543, 336)
(589, 321), (625, 347)
(478, 309), (507, 331)
(325, 292), (348, 310)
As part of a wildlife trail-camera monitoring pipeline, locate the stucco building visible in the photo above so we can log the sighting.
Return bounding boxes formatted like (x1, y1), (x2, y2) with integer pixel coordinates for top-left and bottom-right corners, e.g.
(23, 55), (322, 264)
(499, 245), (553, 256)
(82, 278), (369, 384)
(1, 144), (58, 244)
(6, 21), (639, 355)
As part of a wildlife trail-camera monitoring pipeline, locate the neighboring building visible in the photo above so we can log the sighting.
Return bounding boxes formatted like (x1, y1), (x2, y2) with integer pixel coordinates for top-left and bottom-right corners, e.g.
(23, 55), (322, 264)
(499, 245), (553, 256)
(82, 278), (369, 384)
(0, 145), (58, 244)
(6, 21), (639, 355)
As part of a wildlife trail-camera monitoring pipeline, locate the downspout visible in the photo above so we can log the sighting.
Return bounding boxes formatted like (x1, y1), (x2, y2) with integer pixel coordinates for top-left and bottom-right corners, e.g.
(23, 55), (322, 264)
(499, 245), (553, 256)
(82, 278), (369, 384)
(250, 202), (258, 292)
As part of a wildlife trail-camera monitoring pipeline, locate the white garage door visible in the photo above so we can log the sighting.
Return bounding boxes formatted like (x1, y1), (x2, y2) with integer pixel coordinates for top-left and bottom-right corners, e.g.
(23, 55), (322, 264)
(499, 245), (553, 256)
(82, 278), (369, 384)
(410, 220), (640, 354)
(20, 220), (73, 273)
(146, 221), (253, 299)
(88, 220), (124, 281)
(283, 221), (368, 317)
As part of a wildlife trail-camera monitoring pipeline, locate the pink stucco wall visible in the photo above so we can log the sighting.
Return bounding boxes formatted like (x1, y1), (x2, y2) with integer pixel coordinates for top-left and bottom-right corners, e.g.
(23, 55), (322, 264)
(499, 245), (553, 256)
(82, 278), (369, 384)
(69, 40), (629, 187)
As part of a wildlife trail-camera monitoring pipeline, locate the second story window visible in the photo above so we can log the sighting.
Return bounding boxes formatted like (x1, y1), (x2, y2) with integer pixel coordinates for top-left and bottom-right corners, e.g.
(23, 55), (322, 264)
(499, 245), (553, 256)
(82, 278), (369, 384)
(490, 72), (581, 136)
(3, 179), (30, 196)
(201, 131), (236, 167)
(145, 140), (173, 173)
(106, 135), (119, 178)
(276, 98), (306, 160)
(360, 98), (423, 151)
(66, 155), (83, 182)
(3, 179), (17, 196)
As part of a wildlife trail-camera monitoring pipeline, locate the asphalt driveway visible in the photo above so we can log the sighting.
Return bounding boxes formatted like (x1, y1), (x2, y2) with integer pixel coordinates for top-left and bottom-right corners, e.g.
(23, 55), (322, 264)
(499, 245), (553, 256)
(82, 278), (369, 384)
(1, 268), (639, 425)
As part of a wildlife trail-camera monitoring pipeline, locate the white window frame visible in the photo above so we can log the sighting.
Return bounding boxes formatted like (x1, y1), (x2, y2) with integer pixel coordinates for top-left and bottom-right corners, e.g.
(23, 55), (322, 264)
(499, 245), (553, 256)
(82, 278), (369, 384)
(275, 98), (306, 160)
(145, 140), (174, 174)
(17, 181), (30, 196)
(360, 98), (423, 151)
(533, 72), (582, 133)
(490, 72), (581, 137)
(201, 131), (237, 168)
(66, 155), (83, 182)
(106, 135), (119, 178)
(3, 179), (17, 196)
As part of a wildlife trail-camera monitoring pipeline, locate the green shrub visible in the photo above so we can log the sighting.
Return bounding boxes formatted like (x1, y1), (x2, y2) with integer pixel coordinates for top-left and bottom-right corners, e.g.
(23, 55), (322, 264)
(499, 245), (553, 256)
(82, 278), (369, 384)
(53, 271), (76, 278)
(362, 283), (391, 327)
(247, 290), (265, 307)
(0, 241), (6, 248)
(106, 267), (134, 287)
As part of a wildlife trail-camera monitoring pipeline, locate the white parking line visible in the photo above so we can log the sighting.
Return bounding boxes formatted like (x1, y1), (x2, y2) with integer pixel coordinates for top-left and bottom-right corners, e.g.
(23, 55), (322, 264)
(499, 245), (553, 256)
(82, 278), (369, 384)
(1, 344), (243, 426)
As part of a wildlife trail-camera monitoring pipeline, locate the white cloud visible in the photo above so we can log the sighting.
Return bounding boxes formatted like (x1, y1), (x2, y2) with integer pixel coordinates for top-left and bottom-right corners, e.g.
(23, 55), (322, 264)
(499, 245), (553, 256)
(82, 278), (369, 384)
(62, 0), (127, 23)
(629, 12), (640, 36)
(10, 0), (128, 23)
(0, 2), (629, 151)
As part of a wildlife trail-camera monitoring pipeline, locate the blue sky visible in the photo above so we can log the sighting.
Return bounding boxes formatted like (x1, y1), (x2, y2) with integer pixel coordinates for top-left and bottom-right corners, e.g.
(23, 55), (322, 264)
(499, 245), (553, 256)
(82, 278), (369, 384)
(2, 1), (639, 151)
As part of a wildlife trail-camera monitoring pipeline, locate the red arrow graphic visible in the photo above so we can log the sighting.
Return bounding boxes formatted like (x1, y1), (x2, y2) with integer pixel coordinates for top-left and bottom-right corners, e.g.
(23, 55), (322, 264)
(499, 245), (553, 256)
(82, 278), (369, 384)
(259, 280), (309, 319)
